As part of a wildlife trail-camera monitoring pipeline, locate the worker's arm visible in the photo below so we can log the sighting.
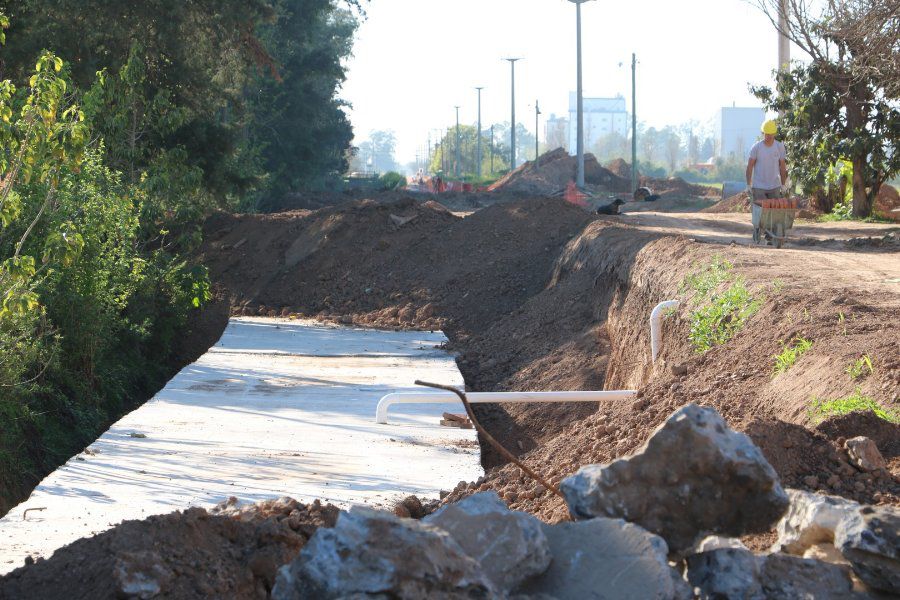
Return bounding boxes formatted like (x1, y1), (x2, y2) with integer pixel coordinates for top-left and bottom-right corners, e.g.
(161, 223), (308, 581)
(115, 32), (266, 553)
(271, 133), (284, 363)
(746, 158), (756, 187)
(779, 159), (788, 186)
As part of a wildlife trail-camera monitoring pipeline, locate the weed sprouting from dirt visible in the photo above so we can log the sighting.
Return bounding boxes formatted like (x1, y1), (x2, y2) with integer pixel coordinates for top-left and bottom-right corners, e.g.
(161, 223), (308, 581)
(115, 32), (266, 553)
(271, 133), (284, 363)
(683, 256), (763, 353)
(681, 255), (733, 298)
(773, 337), (813, 376)
(846, 354), (874, 380)
(809, 389), (899, 424)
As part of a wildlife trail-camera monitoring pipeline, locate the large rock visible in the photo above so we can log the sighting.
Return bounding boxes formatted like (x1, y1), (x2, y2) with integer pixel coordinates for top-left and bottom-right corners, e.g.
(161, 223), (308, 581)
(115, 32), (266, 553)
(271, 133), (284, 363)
(425, 492), (551, 593)
(271, 507), (494, 599)
(773, 488), (859, 554)
(844, 436), (887, 472)
(835, 505), (900, 594)
(516, 518), (689, 600)
(561, 404), (788, 554)
(686, 548), (853, 599)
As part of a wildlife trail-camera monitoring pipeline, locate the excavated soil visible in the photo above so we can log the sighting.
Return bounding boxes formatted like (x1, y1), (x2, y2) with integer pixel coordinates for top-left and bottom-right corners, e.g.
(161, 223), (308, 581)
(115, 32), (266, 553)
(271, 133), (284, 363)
(4, 191), (898, 598)
(0, 498), (338, 600)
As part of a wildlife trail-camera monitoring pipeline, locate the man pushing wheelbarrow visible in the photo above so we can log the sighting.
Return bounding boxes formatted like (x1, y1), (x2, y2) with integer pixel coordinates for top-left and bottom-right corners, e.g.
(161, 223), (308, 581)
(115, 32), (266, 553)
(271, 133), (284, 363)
(745, 120), (797, 248)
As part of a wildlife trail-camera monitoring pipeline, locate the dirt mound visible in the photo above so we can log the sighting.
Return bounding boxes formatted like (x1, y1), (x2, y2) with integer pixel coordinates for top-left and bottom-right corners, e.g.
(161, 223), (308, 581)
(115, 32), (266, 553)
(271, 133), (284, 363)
(200, 195), (596, 338)
(640, 175), (718, 199)
(0, 498), (338, 599)
(703, 192), (752, 213)
(488, 148), (629, 195)
(605, 158), (631, 179)
(874, 184), (900, 222)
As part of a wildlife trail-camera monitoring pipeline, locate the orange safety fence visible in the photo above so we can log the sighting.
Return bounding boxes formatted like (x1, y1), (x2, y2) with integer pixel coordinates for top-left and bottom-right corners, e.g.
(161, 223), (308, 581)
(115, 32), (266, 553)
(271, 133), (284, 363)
(564, 181), (588, 207)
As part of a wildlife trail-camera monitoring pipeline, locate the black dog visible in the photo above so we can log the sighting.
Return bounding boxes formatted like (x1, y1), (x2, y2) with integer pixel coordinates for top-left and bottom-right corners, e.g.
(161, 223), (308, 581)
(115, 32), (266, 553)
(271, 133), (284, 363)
(596, 198), (626, 215)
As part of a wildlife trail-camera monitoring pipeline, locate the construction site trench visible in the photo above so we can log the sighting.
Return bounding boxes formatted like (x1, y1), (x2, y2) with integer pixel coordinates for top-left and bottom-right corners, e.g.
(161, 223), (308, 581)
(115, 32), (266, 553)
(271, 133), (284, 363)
(1, 191), (899, 598)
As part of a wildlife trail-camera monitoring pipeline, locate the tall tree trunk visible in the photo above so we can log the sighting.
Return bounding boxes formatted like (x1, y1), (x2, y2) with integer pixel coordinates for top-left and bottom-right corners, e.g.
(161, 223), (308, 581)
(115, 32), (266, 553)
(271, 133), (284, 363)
(851, 155), (871, 218)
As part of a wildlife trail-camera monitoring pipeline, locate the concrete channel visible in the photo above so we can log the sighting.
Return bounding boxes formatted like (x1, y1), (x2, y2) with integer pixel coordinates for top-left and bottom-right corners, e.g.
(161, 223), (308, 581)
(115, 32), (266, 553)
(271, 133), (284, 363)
(0, 318), (482, 573)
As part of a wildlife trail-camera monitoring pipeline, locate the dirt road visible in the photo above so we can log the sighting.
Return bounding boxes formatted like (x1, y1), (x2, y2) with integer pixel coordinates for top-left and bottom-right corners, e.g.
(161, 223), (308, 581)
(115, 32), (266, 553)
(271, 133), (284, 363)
(614, 211), (900, 293)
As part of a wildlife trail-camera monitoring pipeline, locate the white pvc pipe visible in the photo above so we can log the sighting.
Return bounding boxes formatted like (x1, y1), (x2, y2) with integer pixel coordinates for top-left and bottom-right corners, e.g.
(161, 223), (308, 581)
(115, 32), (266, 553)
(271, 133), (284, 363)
(376, 390), (636, 424)
(650, 300), (680, 362)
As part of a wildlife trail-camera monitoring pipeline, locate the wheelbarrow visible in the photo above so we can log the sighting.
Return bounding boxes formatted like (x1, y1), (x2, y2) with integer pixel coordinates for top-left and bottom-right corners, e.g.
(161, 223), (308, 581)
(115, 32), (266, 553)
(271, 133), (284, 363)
(751, 198), (799, 249)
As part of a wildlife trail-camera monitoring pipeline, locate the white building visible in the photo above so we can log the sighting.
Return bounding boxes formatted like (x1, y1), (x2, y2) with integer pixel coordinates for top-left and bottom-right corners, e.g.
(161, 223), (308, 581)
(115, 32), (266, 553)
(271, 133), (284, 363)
(567, 93), (628, 155)
(716, 107), (765, 160)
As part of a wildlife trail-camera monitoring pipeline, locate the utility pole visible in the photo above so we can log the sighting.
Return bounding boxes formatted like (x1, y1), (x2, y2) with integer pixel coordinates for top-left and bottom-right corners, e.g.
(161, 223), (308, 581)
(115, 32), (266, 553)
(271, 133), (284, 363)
(778, 0), (790, 72)
(504, 58), (522, 170)
(490, 124), (495, 175)
(568, 0), (593, 188)
(535, 100), (541, 167)
(454, 106), (461, 178)
(631, 52), (637, 194)
(475, 87), (484, 179)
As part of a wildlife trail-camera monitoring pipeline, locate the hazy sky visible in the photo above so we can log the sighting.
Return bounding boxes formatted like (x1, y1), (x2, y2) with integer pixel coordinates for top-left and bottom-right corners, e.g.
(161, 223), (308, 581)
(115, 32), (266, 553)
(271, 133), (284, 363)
(342, 0), (792, 164)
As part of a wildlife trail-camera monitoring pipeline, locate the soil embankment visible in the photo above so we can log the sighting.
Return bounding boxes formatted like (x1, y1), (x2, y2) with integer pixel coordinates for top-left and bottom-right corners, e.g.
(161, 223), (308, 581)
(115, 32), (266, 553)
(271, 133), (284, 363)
(2, 192), (898, 597)
(198, 194), (899, 501)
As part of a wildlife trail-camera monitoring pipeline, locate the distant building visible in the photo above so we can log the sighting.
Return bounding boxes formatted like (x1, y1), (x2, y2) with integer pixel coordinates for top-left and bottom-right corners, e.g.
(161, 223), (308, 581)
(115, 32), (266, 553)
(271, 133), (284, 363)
(567, 93), (628, 155)
(545, 114), (569, 150)
(716, 107), (765, 160)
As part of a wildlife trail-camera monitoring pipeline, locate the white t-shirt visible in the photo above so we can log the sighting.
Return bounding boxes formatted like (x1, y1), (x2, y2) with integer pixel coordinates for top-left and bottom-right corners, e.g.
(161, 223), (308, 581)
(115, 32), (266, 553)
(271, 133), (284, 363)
(749, 140), (786, 189)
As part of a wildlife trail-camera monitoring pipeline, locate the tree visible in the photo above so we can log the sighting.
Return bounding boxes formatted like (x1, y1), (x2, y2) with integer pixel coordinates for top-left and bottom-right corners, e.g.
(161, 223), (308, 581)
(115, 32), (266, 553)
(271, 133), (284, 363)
(429, 125), (507, 179)
(751, 0), (900, 217)
(248, 0), (358, 203)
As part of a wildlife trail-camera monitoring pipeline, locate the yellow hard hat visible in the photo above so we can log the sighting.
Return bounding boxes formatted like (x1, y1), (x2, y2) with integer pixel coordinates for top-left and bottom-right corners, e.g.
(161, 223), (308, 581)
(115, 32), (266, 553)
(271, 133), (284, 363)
(761, 120), (778, 135)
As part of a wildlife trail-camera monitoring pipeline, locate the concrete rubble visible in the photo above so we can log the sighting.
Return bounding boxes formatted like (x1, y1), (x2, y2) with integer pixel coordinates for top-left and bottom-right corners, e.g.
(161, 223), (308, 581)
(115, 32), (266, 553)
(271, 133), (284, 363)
(559, 403), (789, 554)
(268, 405), (897, 599)
(424, 492), (551, 592)
(773, 488), (900, 594)
(271, 506), (495, 599)
(835, 505), (900, 594)
(685, 547), (854, 599)
(516, 518), (690, 600)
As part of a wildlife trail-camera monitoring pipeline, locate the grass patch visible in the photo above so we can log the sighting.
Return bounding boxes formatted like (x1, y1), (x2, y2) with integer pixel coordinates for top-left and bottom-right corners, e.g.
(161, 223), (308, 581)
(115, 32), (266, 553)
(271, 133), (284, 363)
(682, 256), (763, 353)
(846, 354), (874, 380)
(773, 337), (813, 376)
(809, 389), (899, 424)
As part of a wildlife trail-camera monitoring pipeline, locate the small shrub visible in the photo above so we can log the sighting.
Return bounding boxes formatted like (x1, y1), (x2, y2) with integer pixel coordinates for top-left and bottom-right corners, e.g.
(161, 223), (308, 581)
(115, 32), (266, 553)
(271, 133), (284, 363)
(378, 171), (407, 190)
(846, 354), (874, 380)
(773, 337), (813, 376)
(688, 277), (762, 352)
(809, 389), (899, 424)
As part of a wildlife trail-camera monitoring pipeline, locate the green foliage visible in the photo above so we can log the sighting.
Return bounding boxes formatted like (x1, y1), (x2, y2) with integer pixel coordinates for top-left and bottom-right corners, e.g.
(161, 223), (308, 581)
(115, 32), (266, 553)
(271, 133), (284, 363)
(809, 389), (898, 424)
(773, 337), (813, 376)
(680, 255), (733, 298)
(846, 354), (874, 380)
(430, 124), (509, 180)
(378, 171), (406, 191)
(682, 256), (763, 352)
(751, 62), (900, 218)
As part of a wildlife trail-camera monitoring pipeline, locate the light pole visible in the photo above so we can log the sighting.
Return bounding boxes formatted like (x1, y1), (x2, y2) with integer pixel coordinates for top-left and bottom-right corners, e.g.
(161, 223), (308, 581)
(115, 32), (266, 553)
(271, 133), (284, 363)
(535, 100), (541, 166)
(568, 0), (593, 188)
(504, 58), (522, 170)
(475, 87), (484, 179)
(631, 52), (637, 194)
(454, 106), (461, 178)
(490, 124), (495, 175)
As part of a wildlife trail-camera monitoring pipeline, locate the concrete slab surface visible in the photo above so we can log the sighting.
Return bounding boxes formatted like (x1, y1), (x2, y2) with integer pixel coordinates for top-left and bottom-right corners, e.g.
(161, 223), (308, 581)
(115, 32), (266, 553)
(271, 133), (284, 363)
(0, 318), (482, 573)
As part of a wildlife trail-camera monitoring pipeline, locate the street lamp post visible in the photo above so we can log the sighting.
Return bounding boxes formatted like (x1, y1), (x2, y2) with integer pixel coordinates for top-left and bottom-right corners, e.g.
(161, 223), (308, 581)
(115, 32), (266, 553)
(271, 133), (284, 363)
(568, 0), (594, 188)
(535, 100), (541, 167)
(631, 52), (637, 194)
(504, 58), (522, 170)
(475, 87), (484, 179)
(454, 106), (461, 178)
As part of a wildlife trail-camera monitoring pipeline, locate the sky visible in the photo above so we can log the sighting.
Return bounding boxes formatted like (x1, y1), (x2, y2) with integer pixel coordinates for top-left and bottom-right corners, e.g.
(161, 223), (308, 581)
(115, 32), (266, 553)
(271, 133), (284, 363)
(341, 0), (793, 165)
